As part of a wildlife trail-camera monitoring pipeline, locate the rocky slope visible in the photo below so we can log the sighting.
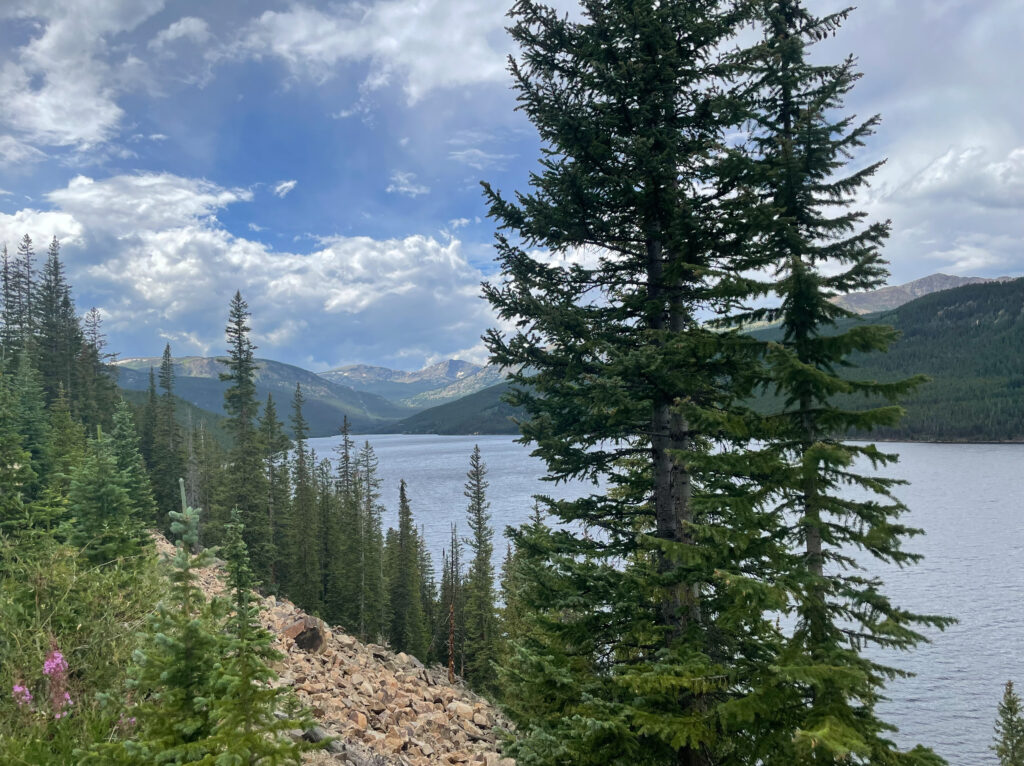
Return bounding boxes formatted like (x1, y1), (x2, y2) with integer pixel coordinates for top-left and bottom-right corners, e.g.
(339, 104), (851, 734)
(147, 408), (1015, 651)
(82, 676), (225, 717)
(153, 536), (514, 766)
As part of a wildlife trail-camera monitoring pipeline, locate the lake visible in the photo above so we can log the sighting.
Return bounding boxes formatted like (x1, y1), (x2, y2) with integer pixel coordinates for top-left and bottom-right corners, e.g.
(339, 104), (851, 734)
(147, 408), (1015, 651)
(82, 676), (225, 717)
(308, 433), (1024, 765)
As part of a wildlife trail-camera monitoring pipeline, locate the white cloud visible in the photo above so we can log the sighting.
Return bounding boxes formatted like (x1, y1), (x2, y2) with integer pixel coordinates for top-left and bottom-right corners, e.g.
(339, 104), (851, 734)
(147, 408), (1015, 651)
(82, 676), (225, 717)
(894, 146), (1024, 209)
(0, 135), (48, 166)
(248, 222), (266, 232)
(273, 179), (298, 198)
(448, 148), (515, 171)
(148, 16), (211, 52)
(0, 0), (165, 149)
(0, 189), (11, 197)
(229, 1), (511, 102)
(1, 172), (495, 369)
(386, 171), (429, 198)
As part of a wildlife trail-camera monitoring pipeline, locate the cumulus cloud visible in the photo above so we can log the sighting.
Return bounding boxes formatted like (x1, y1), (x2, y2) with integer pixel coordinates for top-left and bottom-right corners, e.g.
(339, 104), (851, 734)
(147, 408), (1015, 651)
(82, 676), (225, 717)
(273, 179), (298, 198)
(386, 171), (429, 197)
(148, 16), (211, 52)
(0, 135), (48, 167)
(228, 1), (510, 102)
(0, 0), (164, 149)
(0, 172), (495, 369)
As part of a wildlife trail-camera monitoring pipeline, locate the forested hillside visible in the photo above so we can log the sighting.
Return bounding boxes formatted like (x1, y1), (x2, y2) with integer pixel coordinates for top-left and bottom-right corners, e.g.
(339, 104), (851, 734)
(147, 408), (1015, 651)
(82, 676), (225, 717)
(118, 355), (410, 437)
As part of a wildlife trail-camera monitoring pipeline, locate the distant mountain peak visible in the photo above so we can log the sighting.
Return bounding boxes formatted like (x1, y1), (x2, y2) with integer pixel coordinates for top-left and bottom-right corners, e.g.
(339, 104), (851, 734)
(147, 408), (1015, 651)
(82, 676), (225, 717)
(831, 273), (1014, 314)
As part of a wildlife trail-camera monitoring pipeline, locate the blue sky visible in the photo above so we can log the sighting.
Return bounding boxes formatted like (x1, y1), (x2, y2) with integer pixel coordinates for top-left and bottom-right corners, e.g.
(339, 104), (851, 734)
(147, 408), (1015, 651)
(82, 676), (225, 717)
(1, 0), (1022, 371)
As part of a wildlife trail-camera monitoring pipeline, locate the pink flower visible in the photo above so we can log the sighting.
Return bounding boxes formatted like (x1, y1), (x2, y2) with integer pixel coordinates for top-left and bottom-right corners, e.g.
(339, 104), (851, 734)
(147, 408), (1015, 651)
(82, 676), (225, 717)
(42, 650), (67, 677)
(43, 644), (72, 719)
(12, 684), (32, 706)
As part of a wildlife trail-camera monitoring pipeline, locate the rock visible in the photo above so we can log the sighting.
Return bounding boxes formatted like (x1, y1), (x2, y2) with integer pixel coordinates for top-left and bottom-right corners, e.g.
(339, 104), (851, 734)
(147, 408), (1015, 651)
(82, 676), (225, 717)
(281, 615), (331, 654)
(349, 710), (368, 731)
(448, 701), (475, 721)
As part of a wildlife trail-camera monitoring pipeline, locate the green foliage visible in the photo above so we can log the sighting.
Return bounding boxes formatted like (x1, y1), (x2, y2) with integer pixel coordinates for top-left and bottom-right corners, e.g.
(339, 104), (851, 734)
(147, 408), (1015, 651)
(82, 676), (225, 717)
(86, 485), (227, 764)
(69, 429), (150, 566)
(0, 522), (162, 764)
(217, 292), (270, 570)
(994, 681), (1024, 766)
(287, 383), (321, 612)
(203, 508), (315, 764)
(385, 480), (427, 657)
(462, 446), (497, 689)
(111, 400), (158, 526)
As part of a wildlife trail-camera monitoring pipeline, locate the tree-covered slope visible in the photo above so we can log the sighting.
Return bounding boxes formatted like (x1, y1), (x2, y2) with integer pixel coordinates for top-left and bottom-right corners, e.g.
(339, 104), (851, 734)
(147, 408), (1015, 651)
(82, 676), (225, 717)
(116, 356), (411, 436)
(753, 277), (1024, 441)
(385, 382), (520, 435)
(398, 279), (1024, 440)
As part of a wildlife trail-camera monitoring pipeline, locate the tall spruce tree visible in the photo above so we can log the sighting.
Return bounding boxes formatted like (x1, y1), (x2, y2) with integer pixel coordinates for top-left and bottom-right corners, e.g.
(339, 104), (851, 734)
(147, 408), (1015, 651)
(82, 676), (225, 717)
(356, 441), (387, 642)
(219, 291), (270, 568)
(110, 399), (158, 526)
(481, 2), (786, 762)
(258, 393), (292, 591)
(462, 445), (497, 689)
(288, 383), (321, 612)
(326, 418), (360, 628)
(386, 480), (427, 657)
(151, 344), (185, 528)
(994, 681), (1024, 766)
(34, 237), (80, 402)
(739, 4), (952, 762)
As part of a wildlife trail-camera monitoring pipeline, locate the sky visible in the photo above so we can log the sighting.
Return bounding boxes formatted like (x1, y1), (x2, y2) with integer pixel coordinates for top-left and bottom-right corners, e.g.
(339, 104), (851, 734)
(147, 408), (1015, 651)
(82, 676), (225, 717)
(0, 0), (1021, 372)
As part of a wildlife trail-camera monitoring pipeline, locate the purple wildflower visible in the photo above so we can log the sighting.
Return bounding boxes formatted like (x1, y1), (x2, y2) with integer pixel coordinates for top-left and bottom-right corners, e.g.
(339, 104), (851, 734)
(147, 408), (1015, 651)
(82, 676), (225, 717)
(43, 644), (72, 719)
(12, 684), (32, 706)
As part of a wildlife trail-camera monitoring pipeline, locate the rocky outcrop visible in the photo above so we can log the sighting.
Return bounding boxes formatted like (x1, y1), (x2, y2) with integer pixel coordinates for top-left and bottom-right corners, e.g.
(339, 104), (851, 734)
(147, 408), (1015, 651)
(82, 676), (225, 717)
(153, 536), (514, 766)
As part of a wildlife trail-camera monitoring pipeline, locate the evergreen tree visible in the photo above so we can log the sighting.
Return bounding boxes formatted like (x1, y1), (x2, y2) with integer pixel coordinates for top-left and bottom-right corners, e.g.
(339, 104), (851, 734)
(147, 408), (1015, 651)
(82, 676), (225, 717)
(10, 351), (51, 495)
(219, 292), (270, 566)
(417, 524), (439, 663)
(87, 484), (225, 764)
(259, 393), (292, 591)
(994, 681), (1024, 766)
(326, 419), (359, 628)
(111, 399), (158, 526)
(437, 523), (465, 679)
(0, 370), (36, 532)
(462, 445), (497, 689)
(75, 307), (119, 430)
(68, 428), (148, 565)
(151, 344), (185, 528)
(356, 441), (386, 642)
(34, 237), (80, 402)
(480, 2), (786, 762)
(386, 480), (427, 657)
(139, 367), (157, 468)
(741, 4), (952, 761)
(288, 383), (321, 612)
(205, 508), (314, 763)
(0, 243), (14, 356)
(45, 384), (86, 499)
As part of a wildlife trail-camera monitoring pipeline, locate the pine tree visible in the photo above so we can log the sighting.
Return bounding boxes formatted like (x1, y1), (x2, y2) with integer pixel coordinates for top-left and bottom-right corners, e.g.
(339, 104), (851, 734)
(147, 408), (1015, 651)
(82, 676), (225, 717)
(45, 383), (86, 499)
(0, 370), (36, 532)
(259, 393), (292, 591)
(480, 2), (786, 762)
(386, 479), (427, 657)
(316, 456), (340, 606)
(10, 351), (51, 496)
(87, 483), (225, 764)
(326, 418), (359, 628)
(139, 367), (157, 468)
(151, 344), (185, 528)
(288, 383), (321, 612)
(741, 4), (953, 761)
(219, 291), (270, 565)
(34, 237), (80, 403)
(994, 681), (1024, 766)
(75, 307), (119, 430)
(417, 524), (439, 663)
(462, 445), (497, 689)
(204, 508), (314, 763)
(0, 243), (15, 357)
(356, 441), (386, 642)
(68, 428), (148, 565)
(111, 399), (158, 526)
(437, 523), (465, 680)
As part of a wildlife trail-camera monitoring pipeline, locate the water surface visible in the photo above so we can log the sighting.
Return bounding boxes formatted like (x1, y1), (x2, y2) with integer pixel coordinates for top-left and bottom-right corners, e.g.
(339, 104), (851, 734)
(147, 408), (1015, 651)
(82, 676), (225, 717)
(308, 434), (1024, 764)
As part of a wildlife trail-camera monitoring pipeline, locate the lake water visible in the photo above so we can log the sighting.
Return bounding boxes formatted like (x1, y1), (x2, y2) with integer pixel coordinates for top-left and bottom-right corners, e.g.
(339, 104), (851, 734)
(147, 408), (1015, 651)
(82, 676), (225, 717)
(308, 433), (1024, 765)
